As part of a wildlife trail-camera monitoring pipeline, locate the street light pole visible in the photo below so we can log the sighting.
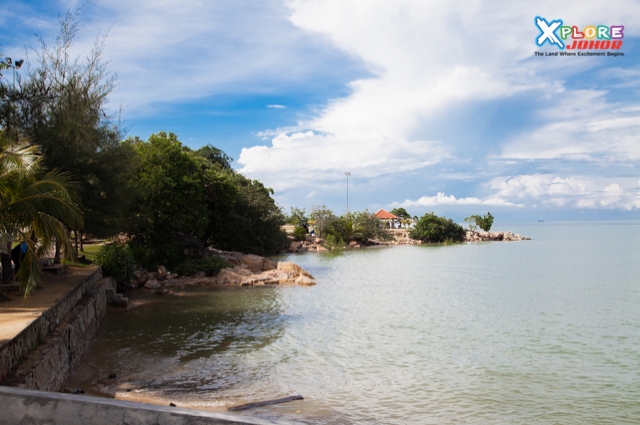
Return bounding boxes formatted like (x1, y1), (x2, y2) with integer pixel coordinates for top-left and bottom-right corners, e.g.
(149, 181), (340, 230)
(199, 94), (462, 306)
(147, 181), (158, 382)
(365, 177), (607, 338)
(344, 172), (351, 214)
(4, 57), (24, 90)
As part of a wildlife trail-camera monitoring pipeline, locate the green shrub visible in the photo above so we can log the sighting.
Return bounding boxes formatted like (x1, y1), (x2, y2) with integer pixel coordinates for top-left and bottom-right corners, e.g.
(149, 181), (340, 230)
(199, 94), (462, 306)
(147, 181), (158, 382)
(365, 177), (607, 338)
(476, 212), (494, 231)
(409, 212), (466, 243)
(293, 225), (307, 241)
(96, 244), (136, 288)
(173, 256), (230, 277)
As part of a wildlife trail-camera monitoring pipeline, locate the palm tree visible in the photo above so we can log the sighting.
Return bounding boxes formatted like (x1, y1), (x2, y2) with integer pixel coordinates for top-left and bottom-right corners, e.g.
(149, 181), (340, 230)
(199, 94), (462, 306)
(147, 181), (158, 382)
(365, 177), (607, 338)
(0, 133), (82, 296)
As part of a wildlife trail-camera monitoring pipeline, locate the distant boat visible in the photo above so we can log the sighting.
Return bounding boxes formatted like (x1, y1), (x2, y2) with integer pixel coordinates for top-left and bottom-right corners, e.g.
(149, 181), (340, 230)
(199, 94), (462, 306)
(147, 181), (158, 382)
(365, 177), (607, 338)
(538, 220), (544, 222)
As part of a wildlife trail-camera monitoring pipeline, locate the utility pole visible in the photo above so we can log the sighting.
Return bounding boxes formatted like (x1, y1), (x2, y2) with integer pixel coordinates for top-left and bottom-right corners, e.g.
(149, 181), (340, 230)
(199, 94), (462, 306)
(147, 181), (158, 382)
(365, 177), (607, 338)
(344, 172), (351, 214)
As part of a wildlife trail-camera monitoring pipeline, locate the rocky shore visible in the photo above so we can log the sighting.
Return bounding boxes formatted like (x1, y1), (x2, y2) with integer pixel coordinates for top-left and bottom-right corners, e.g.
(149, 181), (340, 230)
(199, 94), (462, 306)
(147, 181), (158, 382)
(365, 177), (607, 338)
(130, 250), (316, 291)
(465, 230), (531, 242)
(283, 228), (530, 253)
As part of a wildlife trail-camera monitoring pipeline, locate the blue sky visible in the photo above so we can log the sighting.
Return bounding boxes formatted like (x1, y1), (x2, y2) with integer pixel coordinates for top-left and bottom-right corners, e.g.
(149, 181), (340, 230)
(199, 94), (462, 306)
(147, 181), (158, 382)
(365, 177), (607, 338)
(2, 0), (639, 222)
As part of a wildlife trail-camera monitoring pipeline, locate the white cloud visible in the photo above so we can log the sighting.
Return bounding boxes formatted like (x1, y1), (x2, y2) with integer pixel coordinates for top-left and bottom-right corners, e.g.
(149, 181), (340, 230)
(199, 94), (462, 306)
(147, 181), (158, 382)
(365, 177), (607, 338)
(501, 90), (640, 161)
(397, 175), (640, 211)
(394, 192), (522, 209)
(486, 174), (640, 210)
(267, 104), (286, 109)
(238, 0), (640, 202)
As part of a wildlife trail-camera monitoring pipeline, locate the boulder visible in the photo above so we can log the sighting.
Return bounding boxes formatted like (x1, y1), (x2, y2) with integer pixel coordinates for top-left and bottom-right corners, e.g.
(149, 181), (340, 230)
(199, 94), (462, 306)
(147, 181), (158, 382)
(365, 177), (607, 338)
(317, 245), (329, 252)
(157, 266), (168, 278)
(212, 268), (245, 285)
(289, 241), (301, 252)
(295, 275), (316, 286)
(239, 254), (265, 272)
(262, 258), (277, 271)
(193, 271), (206, 278)
(133, 270), (148, 285)
(277, 261), (314, 278)
(145, 279), (162, 290)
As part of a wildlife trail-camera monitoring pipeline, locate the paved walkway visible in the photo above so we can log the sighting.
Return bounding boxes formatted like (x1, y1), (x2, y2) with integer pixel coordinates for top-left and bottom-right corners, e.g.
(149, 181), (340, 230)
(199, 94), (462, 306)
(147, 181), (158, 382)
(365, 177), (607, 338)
(0, 267), (99, 345)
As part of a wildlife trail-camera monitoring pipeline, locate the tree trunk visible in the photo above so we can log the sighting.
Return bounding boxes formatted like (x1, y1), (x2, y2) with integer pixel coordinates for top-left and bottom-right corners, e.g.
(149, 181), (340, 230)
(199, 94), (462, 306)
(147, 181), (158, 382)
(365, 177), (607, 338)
(1, 253), (12, 284)
(74, 231), (78, 258)
(80, 232), (84, 252)
(54, 239), (61, 264)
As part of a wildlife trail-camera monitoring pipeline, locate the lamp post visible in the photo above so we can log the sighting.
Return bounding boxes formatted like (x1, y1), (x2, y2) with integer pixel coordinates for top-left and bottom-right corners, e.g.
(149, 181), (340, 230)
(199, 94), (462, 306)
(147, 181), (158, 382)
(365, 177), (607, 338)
(344, 172), (351, 214)
(4, 57), (24, 90)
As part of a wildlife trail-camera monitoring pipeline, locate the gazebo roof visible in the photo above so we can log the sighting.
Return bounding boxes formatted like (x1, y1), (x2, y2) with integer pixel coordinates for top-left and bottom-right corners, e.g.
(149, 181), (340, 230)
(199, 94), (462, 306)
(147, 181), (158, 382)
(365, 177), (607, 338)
(374, 209), (399, 219)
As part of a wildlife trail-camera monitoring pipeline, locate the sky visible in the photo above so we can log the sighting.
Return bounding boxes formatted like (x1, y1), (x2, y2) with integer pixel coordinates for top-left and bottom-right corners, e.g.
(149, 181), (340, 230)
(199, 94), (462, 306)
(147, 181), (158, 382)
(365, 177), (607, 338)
(1, 0), (639, 222)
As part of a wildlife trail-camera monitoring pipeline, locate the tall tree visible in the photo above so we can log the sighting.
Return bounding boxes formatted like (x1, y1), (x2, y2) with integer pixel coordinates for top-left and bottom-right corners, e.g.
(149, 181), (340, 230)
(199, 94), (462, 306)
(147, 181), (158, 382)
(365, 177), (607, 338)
(1, 9), (133, 239)
(0, 132), (82, 294)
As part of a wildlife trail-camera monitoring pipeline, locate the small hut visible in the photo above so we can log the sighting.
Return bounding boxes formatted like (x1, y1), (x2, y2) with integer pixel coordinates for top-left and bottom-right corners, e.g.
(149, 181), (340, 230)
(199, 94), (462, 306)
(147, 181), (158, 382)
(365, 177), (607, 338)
(374, 209), (399, 229)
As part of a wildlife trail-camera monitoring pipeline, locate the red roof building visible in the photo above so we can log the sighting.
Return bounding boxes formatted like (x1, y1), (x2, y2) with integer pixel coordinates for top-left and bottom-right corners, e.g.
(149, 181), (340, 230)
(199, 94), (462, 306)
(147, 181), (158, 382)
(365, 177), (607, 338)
(374, 209), (399, 220)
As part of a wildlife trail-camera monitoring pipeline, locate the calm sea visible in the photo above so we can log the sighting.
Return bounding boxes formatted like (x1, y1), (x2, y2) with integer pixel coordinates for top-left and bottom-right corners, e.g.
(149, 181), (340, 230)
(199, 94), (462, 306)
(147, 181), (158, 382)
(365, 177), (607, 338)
(68, 222), (640, 424)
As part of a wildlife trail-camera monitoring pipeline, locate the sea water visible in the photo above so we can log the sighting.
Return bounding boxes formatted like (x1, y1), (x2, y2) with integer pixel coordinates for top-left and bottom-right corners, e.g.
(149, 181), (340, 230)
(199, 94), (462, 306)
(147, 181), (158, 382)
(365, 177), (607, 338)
(68, 222), (640, 424)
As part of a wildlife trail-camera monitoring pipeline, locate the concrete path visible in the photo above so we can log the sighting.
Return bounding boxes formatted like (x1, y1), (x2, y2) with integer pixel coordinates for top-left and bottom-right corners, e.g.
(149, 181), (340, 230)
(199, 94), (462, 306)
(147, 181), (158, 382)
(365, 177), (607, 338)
(0, 267), (99, 345)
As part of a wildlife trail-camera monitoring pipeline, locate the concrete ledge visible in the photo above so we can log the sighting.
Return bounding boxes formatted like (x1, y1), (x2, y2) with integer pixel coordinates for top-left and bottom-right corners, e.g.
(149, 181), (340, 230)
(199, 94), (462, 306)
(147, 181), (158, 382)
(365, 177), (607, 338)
(0, 385), (285, 425)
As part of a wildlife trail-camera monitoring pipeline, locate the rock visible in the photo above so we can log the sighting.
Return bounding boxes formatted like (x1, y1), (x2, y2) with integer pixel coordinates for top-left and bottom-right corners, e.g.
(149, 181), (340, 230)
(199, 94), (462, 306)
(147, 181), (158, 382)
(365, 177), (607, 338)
(317, 245), (329, 252)
(145, 279), (162, 290)
(348, 241), (358, 247)
(262, 258), (277, 271)
(295, 275), (316, 286)
(277, 261), (314, 278)
(170, 403), (177, 407)
(64, 388), (85, 394)
(133, 270), (149, 284)
(213, 268), (246, 285)
(108, 373), (116, 379)
(289, 241), (300, 252)
(239, 254), (265, 272)
(157, 266), (168, 278)
(193, 271), (206, 278)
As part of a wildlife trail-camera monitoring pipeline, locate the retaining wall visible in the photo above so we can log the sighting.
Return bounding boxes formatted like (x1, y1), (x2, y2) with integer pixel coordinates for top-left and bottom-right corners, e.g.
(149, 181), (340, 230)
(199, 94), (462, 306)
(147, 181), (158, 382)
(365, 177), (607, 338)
(0, 269), (102, 383)
(0, 273), (114, 391)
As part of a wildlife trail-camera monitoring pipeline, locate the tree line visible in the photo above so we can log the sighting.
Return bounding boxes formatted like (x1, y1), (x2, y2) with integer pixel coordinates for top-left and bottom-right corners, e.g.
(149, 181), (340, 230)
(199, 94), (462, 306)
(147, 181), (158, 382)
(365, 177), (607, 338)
(0, 11), (287, 294)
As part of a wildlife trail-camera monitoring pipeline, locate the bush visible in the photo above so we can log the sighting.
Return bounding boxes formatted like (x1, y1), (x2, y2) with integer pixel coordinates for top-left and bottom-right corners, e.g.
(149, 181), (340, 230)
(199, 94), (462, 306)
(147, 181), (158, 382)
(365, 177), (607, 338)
(96, 244), (136, 288)
(173, 256), (230, 277)
(409, 212), (466, 243)
(477, 212), (494, 231)
(293, 225), (307, 241)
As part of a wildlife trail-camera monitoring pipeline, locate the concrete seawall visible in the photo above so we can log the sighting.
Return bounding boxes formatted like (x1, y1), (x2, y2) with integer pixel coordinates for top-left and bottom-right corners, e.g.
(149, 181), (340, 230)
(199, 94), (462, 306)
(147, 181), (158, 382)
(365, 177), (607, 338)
(0, 269), (103, 383)
(0, 386), (279, 425)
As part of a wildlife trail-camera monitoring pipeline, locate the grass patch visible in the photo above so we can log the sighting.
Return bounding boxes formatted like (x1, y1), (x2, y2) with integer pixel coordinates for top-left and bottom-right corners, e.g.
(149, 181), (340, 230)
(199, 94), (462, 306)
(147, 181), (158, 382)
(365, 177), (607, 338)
(79, 244), (102, 262)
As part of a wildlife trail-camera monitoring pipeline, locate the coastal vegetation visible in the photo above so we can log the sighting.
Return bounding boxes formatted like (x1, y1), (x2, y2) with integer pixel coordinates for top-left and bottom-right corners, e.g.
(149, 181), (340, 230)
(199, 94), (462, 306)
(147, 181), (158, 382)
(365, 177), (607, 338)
(409, 212), (466, 243)
(464, 212), (494, 232)
(0, 11), (287, 292)
(0, 133), (82, 294)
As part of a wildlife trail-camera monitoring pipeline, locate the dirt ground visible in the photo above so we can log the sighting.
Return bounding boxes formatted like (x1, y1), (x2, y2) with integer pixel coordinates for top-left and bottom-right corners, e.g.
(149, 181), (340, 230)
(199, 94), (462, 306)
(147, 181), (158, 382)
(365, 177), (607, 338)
(0, 267), (99, 345)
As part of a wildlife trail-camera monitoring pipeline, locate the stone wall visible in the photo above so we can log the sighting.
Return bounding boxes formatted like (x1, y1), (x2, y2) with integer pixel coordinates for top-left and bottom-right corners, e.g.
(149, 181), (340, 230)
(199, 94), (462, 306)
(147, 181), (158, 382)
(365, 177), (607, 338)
(0, 269), (102, 383)
(0, 274), (115, 392)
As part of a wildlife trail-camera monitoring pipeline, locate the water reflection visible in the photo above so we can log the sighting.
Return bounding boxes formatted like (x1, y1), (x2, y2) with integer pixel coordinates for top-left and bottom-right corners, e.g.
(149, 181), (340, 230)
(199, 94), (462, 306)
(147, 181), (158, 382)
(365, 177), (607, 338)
(67, 286), (288, 407)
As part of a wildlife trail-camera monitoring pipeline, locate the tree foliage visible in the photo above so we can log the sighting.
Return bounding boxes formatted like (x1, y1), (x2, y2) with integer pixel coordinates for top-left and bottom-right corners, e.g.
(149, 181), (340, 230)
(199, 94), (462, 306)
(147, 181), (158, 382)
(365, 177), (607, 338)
(286, 207), (307, 225)
(409, 212), (466, 243)
(464, 212), (494, 232)
(1, 9), (134, 238)
(126, 132), (288, 268)
(0, 132), (82, 294)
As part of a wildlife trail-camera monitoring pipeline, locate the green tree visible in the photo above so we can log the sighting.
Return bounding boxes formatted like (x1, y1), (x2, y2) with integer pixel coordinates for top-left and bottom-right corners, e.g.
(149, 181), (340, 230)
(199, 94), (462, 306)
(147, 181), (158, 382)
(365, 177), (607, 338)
(464, 214), (480, 232)
(409, 212), (465, 243)
(286, 207), (307, 225)
(1, 9), (134, 241)
(390, 207), (411, 219)
(128, 132), (209, 269)
(0, 134), (82, 294)
(309, 205), (337, 237)
(477, 212), (494, 232)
